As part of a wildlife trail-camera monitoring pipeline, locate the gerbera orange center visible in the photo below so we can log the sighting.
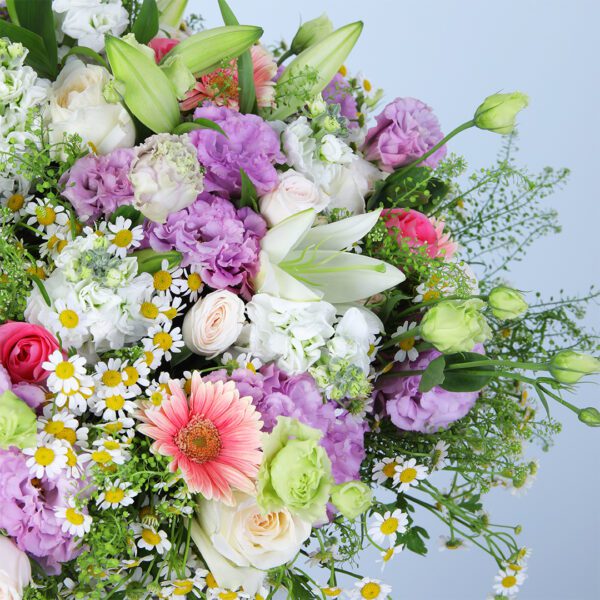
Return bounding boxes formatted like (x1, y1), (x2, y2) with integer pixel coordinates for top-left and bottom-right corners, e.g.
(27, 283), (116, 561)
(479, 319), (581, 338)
(175, 415), (222, 464)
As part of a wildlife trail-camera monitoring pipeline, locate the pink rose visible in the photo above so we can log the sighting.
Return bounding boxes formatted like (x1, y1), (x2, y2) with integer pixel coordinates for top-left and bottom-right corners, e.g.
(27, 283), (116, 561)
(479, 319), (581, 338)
(148, 37), (180, 63)
(383, 208), (440, 257)
(0, 322), (59, 384)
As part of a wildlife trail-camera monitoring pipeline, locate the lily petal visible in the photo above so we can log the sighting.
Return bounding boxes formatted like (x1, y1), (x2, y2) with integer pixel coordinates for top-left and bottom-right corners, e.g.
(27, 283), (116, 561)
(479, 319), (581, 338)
(260, 209), (316, 264)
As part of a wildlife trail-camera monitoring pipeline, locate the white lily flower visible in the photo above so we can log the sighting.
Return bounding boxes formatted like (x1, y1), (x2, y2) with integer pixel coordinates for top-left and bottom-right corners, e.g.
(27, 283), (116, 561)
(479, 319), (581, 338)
(252, 209), (405, 303)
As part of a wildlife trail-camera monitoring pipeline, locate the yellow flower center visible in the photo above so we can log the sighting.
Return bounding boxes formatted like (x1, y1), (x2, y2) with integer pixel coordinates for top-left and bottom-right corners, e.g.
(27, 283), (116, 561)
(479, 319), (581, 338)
(150, 391), (163, 406)
(65, 507), (85, 525)
(102, 369), (122, 387)
(91, 450), (112, 464)
(508, 563), (523, 572)
(501, 327), (512, 338)
(113, 229), (133, 248)
(206, 573), (218, 589)
(105, 488), (125, 504)
(501, 575), (517, 589)
(456, 198), (465, 208)
(45, 421), (65, 435)
(103, 440), (121, 451)
(245, 361), (257, 374)
(141, 528), (161, 546)
(399, 337), (415, 351)
(144, 350), (155, 366)
(399, 467), (417, 484)
(363, 78), (372, 92)
(36, 205), (56, 226)
(423, 290), (440, 302)
(35, 447), (55, 466)
(183, 378), (192, 395)
(323, 587), (342, 597)
(123, 366), (139, 386)
(105, 395), (125, 411)
(56, 427), (77, 445)
(382, 548), (394, 562)
(104, 421), (124, 434)
(140, 301), (159, 319)
(361, 582), (381, 599)
(162, 306), (178, 320)
(218, 593), (237, 600)
(187, 272), (202, 291)
(339, 65), (347, 77)
(380, 517), (399, 535)
(26, 266), (46, 279)
(59, 309), (79, 329)
(153, 270), (172, 291)
(7, 193), (24, 211)
(66, 448), (77, 467)
(153, 332), (173, 351)
(55, 361), (75, 380)
(382, 461), (397, 478)
(173, 580), (194, 595)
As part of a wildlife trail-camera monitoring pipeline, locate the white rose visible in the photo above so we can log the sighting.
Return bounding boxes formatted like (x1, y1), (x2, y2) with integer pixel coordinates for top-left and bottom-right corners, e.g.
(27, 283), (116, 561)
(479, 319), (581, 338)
(46, 59), (135, 158)
(282, 116), (316, 173)
(191, 493), (311, 595)
(183, 290), (245, 358)
(0, 537), (31, 600)
(259, 169), (328, 227)
(319, 134), (353, 164)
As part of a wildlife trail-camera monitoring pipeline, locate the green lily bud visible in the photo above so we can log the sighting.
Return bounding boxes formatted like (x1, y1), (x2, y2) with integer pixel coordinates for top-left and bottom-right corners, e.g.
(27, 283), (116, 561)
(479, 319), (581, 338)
(421, 299), (491, 354)
(157, 0), (188, 29)
(578, 407), (600, 427)
(160, 55), (196, 100)
(488, 286), (528, 320)
(290, 13), (334, 55)
(330, 480), (372, 520)
(549, 350), (600, 384)
(474, 92), (529, 135)
(0, 391), (37, 449)
(121, 33), (156, 61)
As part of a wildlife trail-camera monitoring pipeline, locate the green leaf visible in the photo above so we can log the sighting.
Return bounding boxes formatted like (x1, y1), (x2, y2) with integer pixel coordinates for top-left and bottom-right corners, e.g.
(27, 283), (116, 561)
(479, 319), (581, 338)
(419, 355), (446, 392)
(29, 275), (51, 307)
(0, 21), (54, 77)
(131, 0), (160, 44)
(110, 205), (143, 227)
(61, 46), (109, 70)
(217, 0), (258, 114)
(172, 118), (227, 137)
(134, 249), (182, 274)
(170, 346), (193, 367)
(441, 352), (495, 393)
(239, 169), (258, 212)
(6, 0), (19, 24)
(105, 35), (181, 133)
(163, 25), (263, 76)
(402, 526), (429, 556)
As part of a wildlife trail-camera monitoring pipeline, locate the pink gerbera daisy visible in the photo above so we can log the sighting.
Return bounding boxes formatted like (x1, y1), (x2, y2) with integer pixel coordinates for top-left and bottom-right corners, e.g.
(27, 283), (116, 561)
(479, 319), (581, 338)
(138, 373), (263, 504)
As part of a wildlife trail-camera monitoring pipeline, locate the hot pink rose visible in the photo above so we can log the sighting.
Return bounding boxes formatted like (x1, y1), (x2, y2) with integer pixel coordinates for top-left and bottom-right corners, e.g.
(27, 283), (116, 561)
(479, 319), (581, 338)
(148, 37), (180, 63)
(0, 322), (59, 384)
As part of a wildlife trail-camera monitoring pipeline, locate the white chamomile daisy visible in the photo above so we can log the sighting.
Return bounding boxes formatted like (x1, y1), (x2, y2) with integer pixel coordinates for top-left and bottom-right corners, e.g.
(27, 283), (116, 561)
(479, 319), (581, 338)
(160, 295), (184, 323)
(141, 339), (165, 370)
(438, 535), (469, 551)
(64, 445), (90, 479)
(26, 198), (69, 232)
(48, 297), (89, 348)
(3, 192), (30, 219)
(350, 577), (392, 600)
(56, 499), (92, 537)
(145, 373), (172, 408)
(178, 265), (204, 302)
(392, 320), (420, 362)
(55, 379), (95, 415)
(102, 418), (136, 437)
(393, 458), (428, 492)
(377, 544), (403, 571)
(138, 294), (171, 324)
(39, 410), (88, 447)
(93, 436), (131, 459)
(97, 479), (137, 509)
(161, 570), (207, 598)
(24, 439), (68, 478)
(368, 509), (408, 546)
(493, 569), (526, 596)
(94, 358), (129, 398)
(86, 444), (126, 467)
(43, 351), (88, 394)
(431, 440), (449, 470)
(312, 585), (343, 598)
(133, 524), (172, 555)
(151, 259), (185, 298)
(107, 217), (143, 258)
(372, 456), (403, 485)
(146, 322), (184, 361)
(39, 227), (71, 259)
(92, 391), (137, 421)
(221, 351), (263, 373)
(122, 358), (151, 396)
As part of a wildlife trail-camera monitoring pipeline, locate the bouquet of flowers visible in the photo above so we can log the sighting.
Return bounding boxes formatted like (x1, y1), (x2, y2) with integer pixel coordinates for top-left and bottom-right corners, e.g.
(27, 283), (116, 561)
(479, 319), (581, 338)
(0, 1), (598, 598)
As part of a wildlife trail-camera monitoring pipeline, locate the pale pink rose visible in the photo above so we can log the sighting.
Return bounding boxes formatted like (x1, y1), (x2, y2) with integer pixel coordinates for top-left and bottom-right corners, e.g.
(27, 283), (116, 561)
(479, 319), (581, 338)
(0, 536), (32, 599)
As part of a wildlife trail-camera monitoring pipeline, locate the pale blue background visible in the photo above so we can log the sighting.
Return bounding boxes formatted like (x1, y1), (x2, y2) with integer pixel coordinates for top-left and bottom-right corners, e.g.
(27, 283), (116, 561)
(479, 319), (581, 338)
(188, 2), (600, 597)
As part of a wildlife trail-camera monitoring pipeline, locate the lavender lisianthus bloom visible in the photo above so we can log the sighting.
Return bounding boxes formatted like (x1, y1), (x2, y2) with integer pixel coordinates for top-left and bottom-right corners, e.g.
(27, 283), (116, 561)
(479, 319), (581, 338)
(362, 97), (446, 170)
(190, 105), (285, 196)
(144, 192), (266, 298)
(0, 447), (79, 574)
(0, 363), (45, 410)
(322, 73), (359, 125)
(375, 349), (480, 433)
(59, 148), (135, 222)
(206, 364), (366, 484)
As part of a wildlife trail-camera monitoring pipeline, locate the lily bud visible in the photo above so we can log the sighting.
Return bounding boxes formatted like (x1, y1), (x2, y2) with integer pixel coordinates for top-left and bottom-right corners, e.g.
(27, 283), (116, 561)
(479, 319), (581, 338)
(157, 0), (188, 29)
(474, 92), (529, 135)
(488, 286), (528, 320)
(290, 13), (334, 55)
(579, 407), (600, 427)
(160, 55), (196, 100)
(549, 350), (600, 384)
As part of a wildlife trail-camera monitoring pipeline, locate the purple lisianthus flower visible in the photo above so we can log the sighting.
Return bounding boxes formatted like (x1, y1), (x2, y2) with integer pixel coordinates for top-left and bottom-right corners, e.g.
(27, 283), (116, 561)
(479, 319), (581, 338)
(190, 105), (284, 196)
(0, 447), (79, 574)
(322, 73), (359, 125)
(375, 349), (480, 433)
(59, 148), (135, 222)
(362, 97), (446, 170)
(206, 364), (366, 484)
(0, 363), (45, 410)
(144, 192), (266, 298)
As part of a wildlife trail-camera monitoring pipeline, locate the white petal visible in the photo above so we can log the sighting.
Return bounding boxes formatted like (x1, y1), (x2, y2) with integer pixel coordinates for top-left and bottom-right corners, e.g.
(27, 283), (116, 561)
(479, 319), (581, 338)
(260, 209), (316, 263)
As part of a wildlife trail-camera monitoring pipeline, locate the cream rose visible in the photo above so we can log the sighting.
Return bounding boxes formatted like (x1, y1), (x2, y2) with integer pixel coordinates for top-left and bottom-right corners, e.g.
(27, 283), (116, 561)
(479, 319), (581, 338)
(0, 537), (31, 600)
(46, 59), (135, 158)
(259, 169), (328, 227)
(182, 290), (245, 357)
(190, 493), (311, 594)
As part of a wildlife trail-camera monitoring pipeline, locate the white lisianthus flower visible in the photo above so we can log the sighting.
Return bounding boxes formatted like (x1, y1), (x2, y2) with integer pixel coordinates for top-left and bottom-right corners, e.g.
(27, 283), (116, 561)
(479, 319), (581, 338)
(130, 133), (204, 223)
(319, 133), (354, 164)
(53, 0), (129, 53)
(259, 169), (328, 227)
(243, 293), (336, 374)
(182, 290), (246, 358)
(0, 537), (32, 600)
(46, 59), (135, 158)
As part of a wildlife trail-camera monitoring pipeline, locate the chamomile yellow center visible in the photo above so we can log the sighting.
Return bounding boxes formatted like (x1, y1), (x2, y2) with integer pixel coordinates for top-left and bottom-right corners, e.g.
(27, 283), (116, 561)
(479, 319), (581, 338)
(218, 593), (237, 600)
(501, 575), (517, 589)
(140, 301), (159, 319)
(363, 78), (372, 92)
(153, 270), (172, 291)
(323, 587), (342, 597)
(382, 461), (397, 478)
(36, 205), (56, 226)
(398, 467), (417, 483)
(105, 395), (125, 411)
(360, 582), (381, 599)
(105, 488), (125, 504)
(399, 337), (415, 351)
(380, 517), (398, 535)
(382, 548), (394, 562)
(35, 447), (55, 466)
(123, 366), (139, 386)
(55, 361), (75, 380)
(66, 448), (77, 467)
(187, 272), (202, 291)
(113, 229), (133, 248)
(56, 427), (77, 445)
(91, 450), (112, 464)
(45, 421), (65, 435)
(205, 573), (218, 589)
(7, 193), (24, 211)
(59, 309), (79, 329)
(423, 289), (440, 302)
(65, 507), (85, 525)
(172, 580), (194, 595)
(141, 528), (161, 546)
(162, 306), (178, 320)
(150, 391), (164, 406)
(153, 332), (173, 351)
(102, 370), (122, 387)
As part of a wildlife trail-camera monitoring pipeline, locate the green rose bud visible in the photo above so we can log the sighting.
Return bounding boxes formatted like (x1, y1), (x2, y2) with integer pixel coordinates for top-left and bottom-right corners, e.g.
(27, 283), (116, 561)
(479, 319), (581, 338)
(290, 13), (334, 55)
(330, 480), (372, 520)
(578, 407), (600, 427)
(257, 417), (333, 524)
(421, 298), (491, 354)
(488, 286), (528, 320)
(0, 391), (37, 449)
(549, 350), (600, 384)
(474, 92), (529, 135)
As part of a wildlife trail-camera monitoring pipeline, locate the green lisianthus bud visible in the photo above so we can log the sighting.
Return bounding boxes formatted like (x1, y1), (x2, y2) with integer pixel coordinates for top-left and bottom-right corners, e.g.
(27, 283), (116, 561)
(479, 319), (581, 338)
(308, 94), (328, 117)
(160, 55), (196, 100)
(488, 286), (528, 320)
(0, 390), (37, 449)
(549, 350), (600, 384)
(474, 92), (529, 135)
(330, 480), (372, 520)
(290, 13), (334, 55)
(421, 298), (491, 354)
(578, 407), (600, 427)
